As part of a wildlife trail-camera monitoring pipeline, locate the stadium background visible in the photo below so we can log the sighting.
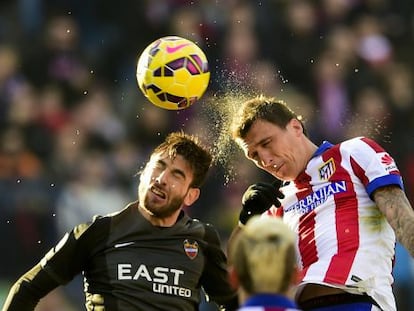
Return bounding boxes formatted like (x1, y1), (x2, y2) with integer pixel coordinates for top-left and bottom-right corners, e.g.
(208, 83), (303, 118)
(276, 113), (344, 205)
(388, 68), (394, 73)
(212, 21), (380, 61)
(0, 0), (413, 310)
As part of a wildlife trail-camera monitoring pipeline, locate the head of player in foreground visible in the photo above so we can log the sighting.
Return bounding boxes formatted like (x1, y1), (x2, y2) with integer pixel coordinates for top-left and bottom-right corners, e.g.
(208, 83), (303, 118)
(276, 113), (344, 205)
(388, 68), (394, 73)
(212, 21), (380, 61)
(229, 216), (299, 308)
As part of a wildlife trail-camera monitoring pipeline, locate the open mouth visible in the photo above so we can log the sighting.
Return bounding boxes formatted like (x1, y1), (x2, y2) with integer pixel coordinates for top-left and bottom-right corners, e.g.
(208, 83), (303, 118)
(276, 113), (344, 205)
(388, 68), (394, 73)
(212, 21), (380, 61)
(151, 186), (166, 199)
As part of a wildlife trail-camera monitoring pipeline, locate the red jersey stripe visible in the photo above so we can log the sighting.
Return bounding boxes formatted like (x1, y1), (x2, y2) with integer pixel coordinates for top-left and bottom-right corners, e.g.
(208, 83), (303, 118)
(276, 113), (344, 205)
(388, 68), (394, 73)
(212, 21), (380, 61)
(361, 137), (384, 153)
(322, 145), (359, 284)
(295, 173), (318, 272)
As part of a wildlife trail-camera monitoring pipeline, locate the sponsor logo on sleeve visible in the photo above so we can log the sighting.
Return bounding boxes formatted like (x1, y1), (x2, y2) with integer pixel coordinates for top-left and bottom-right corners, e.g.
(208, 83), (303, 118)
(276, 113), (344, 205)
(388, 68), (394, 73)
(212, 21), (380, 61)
(380, 153), (398, 172)
(381, 154), (393, 165)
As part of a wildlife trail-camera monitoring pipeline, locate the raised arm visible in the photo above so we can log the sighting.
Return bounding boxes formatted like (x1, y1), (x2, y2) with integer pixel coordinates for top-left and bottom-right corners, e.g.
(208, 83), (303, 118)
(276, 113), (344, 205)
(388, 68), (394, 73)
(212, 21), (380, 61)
(373, 185), (414, 257)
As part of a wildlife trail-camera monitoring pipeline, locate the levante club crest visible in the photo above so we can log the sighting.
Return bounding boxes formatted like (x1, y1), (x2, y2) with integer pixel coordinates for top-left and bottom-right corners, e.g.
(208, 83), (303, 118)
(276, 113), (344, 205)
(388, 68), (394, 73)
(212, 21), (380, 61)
(183, 239), (198, 260)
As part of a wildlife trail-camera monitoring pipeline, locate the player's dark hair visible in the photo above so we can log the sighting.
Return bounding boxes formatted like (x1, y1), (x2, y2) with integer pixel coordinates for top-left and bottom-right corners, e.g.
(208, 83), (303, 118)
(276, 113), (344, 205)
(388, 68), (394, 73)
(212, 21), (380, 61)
(152, 131), (212, 188)
(231, 95), (307, 139)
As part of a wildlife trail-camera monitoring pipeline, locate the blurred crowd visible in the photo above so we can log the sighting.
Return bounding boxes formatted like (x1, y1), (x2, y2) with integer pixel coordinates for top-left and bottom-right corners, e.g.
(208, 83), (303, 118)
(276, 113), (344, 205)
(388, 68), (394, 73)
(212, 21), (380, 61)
(0, 0), (414, 310)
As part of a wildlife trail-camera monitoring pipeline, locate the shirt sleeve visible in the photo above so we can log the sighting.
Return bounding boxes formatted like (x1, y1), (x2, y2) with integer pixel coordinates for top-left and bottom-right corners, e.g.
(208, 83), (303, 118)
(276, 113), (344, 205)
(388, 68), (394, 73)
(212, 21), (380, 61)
(3, 216), (110, 311)
(346, 137), (404, 197)
(41, 216), (110, 284)
(2, 264), (60, 311)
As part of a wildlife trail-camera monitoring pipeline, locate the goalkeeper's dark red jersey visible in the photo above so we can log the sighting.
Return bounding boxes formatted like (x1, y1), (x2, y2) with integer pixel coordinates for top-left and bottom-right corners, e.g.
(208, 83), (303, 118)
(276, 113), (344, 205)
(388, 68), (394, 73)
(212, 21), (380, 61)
(3, 202), (238, 310)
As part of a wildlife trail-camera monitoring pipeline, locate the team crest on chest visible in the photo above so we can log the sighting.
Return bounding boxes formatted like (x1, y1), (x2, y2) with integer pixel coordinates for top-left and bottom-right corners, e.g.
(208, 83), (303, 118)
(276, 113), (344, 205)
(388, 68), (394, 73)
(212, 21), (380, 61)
(319, 158), (336, 180)
(183, 239), (198, 259)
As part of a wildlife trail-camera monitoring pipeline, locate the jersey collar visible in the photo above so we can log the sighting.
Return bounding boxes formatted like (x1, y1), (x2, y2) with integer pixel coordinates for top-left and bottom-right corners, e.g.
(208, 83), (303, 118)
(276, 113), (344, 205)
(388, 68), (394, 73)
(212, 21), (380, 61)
(312, 140), (333, 158)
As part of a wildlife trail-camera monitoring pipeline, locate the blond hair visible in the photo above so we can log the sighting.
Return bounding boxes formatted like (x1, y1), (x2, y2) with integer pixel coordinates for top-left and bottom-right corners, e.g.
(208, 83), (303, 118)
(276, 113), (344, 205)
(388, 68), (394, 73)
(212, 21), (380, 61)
(230, 216), (297, 294)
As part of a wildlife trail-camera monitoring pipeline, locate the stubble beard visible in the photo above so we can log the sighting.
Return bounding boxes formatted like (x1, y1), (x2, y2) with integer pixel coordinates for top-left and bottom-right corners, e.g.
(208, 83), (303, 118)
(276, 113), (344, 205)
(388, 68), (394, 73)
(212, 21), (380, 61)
(139, 184), (184, 218)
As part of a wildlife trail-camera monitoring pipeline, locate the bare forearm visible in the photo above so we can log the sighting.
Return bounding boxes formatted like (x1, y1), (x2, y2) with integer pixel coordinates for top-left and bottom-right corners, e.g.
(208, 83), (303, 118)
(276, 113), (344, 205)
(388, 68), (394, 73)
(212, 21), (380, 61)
(374, 186), (414, 257)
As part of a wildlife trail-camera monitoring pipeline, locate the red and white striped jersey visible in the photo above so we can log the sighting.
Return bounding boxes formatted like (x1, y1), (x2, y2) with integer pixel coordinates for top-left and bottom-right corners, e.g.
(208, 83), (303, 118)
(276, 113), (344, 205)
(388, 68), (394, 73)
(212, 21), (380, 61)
(266, 137), (403, 311)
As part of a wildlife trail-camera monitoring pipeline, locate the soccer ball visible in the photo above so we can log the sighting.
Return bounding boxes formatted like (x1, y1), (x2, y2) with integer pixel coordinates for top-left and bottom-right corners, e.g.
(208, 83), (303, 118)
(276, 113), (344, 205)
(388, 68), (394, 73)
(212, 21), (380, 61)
(136, 36), (210, 110)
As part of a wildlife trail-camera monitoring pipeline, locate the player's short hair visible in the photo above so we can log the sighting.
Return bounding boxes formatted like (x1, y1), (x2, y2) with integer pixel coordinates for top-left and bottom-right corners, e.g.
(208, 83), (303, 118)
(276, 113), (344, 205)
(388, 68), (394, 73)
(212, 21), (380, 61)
(151, 131), (212, 188)
(231, 95), (307, 140)
(229, 216), (297, 294)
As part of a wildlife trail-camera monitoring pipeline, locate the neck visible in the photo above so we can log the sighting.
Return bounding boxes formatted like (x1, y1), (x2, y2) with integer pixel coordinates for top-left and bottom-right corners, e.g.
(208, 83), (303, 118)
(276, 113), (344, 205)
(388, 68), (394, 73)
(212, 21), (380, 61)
(304, 138), (319, 161)
(297, 137), (318, 171)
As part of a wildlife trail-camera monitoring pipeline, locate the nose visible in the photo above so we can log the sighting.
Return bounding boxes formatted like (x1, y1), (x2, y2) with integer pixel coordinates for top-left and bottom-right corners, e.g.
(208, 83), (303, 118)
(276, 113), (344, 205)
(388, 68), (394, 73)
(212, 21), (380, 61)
(260, 153), (274, 168)
(154, 170), (168, 185)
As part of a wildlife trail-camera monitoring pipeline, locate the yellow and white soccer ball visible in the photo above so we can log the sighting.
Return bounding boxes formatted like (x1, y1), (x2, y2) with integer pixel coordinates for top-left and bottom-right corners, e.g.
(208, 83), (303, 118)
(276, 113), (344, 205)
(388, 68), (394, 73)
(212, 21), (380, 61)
(136, 36), (210, 110)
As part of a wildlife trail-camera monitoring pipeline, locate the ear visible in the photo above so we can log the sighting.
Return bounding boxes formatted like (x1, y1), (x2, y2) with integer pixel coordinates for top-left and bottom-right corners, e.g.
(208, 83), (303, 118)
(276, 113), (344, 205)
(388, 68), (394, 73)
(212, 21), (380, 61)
(228, 266), (240, 290)
(288, 118), (304, 136)
(184, 187), (200, 206)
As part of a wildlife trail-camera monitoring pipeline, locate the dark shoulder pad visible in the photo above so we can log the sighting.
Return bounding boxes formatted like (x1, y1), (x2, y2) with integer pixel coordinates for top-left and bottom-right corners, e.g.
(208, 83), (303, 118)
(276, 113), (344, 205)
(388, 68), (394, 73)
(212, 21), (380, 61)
(202, 222), (221, 246)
